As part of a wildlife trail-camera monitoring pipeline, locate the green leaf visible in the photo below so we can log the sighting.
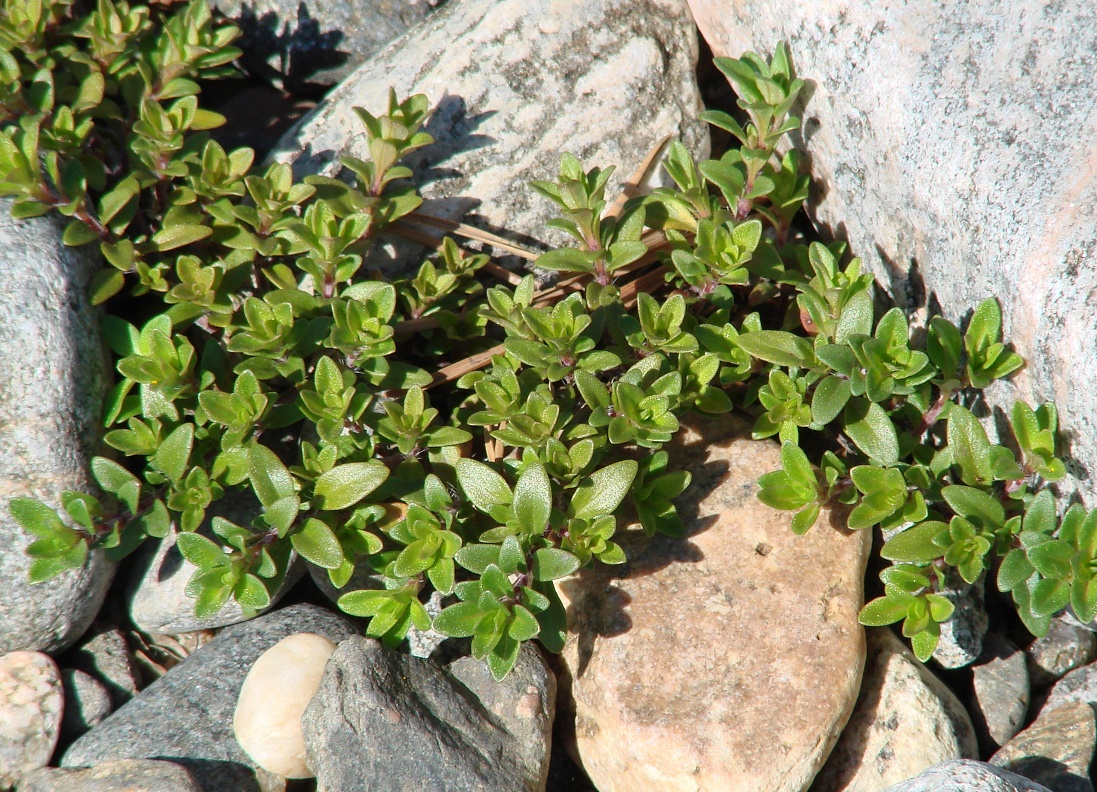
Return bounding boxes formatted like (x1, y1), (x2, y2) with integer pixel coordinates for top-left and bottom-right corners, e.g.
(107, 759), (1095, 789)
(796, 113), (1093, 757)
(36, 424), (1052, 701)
(152, 223), (212, 251)
(62, 220), (100, 246)
(842, 398), (899, 466)
(509, 605), (540, 641)
(176, 532), (225, 568)
(811, 376), (851, 426)
(314, 462), (390, 510)
(532, 548), (581, 581)
(791, 502), (821, 535)
(881, 521), (948, 563)
(757, 471), (815, 511)
(736, 330), (816, 368)
(235, 574), (272, 611)
(455, 543), (502, 575)
(941, 485), (1004, 526)
(8, 498), (70, 539)
(292, 518), (344, 569)
(997, 549), (1035, 592)
(571, 460), (638, 520)
(859, 596), (909, 626)
(910, 626), (939, 662)
(947, 405), (993, 486)
(89, 269), (125, 305)
(514, 463), (551, 531)
(248, 444), (296, 508)
(91, 457), (141, 513)
(457, 459), (513, 513)
(152, 424), (194, 482)
(433, 601), (487, 637)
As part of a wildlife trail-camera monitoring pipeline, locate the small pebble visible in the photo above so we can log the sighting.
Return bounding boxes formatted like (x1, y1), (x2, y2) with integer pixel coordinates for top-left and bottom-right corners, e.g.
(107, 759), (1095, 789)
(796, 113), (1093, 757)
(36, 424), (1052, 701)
(991, 701), (1097, 792)
(60, 668), (112, 741)
(0, 651), (63, 788)
(1028, 617), (1097, 688)
(234, 632), (337, 778)
(971, 634), (1030, 750)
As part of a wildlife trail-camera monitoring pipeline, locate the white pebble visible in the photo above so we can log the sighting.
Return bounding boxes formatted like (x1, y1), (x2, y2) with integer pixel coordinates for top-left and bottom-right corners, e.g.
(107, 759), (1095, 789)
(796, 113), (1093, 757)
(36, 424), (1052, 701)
(233, 633), (337, 778)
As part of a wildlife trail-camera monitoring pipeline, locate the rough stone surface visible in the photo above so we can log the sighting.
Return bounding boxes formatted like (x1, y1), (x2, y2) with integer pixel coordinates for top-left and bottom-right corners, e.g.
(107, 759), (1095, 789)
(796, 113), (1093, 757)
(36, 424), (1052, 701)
(931, 570), (988, 670)
(64, 624), (138, 708)
(271, 0), (708, 277)
(556, 415), (869, 792)
(0, 651), (63, 788)
(233, 632), (337, 779)
(1028, 617), (1097, 688)
(20, 759), (203, 792)
(990, 701), (1096, 792)
(302, 637), (554, 791)
(0, 200), (113, 655)
(446, 645), (556, 788)
(210, 0), (444, 90)
(688, 0), (1097, 504)
(61, 605), (357, 792)
(60, 668), (113, 742)
(1046, 662), (1097, 712)
(971, 635), (1030, 751)
(881, 759), (1054, 792)
(126, 504), (304, 634)
(812, 628), (978, 792)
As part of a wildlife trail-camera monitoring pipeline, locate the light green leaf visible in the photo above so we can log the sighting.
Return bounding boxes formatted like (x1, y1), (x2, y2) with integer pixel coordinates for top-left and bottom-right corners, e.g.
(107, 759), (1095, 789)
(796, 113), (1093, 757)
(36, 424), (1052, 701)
(532, 548), (581, 581)
(248, 443), (296, 507)
(947, 405), (993, 486)
(736, 330), (816, 368)
(811, 376), (851, 426)
(152, 424), (194, 482)
(514, 463), (551, 531)
(291, 518), (344, 569)
(457, 459), (513, 513)
(313, 462), (389, 511)
(176, 532), (226, 568)
(881, 521), (948, 563)
(571, 460), (638, 520)
(842, 398), (899, 466)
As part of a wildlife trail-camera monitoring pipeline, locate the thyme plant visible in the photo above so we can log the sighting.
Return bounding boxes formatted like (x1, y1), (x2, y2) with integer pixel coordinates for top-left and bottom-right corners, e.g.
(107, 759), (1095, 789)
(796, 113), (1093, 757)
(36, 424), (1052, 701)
(1, 0), (1082, 678)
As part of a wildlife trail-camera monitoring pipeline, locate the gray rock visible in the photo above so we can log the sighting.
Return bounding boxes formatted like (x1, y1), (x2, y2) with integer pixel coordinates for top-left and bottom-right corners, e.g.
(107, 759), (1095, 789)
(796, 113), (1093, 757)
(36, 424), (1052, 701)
(0, 200), (113, 655)
(210, 0), (444, 90)
(812, 628), (978, 792)
(65, 624), (139, 708)
(302, 636), (554, 791)
(61, 604), (357, 791)
(446, 646), (556, 787)
(0, 651), (63, 789)
(971, 635), (1030, 750)
(60, 669), (113, 742)
(126, 501), (304, 634)
(881, 759), (1054, 792)
(20, 759), (203, 792)
(990, 701), (1096, 792)
(932, 570), (988, 670)
(688, 0), (1097, 505)
(1028, 617), (1097, 688)
(1046, 663), (1097, 712)
(271, 0), (708, 278)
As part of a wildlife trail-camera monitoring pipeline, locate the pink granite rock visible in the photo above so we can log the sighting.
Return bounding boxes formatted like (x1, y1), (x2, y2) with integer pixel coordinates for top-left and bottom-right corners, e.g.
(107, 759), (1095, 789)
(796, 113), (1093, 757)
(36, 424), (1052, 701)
(557, 415), (869, 791)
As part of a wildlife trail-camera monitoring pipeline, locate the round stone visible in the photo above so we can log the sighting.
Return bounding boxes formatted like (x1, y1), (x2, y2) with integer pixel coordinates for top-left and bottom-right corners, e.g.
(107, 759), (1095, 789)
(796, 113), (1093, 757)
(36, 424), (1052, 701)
(0, 651), (64, 788)
(233, 632), (338, 778)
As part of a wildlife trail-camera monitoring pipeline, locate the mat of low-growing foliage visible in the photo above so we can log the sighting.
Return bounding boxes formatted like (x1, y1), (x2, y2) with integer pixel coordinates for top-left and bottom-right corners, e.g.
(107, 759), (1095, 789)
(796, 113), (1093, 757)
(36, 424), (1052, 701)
(0, 0), (1082, 679)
